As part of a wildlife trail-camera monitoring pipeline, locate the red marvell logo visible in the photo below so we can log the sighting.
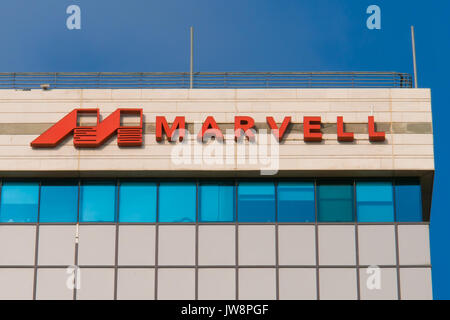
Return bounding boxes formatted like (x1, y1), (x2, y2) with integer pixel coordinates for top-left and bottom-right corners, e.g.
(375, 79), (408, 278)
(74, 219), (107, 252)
(30, 108), (143, 148)
(31, 109), (385, 148)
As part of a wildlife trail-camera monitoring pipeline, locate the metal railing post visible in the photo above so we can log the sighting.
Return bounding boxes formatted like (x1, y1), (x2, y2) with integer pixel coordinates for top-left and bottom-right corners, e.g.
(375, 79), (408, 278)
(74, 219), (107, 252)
(190, 27), (194, 89)
(411, 26), (419, 88)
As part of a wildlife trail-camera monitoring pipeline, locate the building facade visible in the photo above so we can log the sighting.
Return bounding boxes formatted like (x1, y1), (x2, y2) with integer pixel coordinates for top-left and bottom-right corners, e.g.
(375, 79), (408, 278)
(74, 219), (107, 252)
(0, 82), (434, 299)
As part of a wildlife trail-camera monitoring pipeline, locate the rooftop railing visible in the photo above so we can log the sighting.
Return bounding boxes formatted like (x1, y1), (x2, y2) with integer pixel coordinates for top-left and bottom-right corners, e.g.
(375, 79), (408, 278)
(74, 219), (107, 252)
(0, 72), (413, 89)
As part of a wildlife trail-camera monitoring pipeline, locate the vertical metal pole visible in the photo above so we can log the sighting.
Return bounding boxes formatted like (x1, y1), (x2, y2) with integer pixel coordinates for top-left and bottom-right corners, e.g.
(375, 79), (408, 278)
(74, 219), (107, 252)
(411, 26), (418, 88)
(190, 26), (194, 89)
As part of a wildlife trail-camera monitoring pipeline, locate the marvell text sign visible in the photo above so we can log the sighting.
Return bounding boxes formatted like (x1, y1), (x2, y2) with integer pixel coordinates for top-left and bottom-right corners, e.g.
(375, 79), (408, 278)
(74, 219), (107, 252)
(30, 108), (385, 148)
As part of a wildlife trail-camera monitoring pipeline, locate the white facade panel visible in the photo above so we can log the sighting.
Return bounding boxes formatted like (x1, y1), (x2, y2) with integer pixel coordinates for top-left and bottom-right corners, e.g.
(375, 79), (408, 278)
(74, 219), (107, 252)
(0, 88), (433, 174)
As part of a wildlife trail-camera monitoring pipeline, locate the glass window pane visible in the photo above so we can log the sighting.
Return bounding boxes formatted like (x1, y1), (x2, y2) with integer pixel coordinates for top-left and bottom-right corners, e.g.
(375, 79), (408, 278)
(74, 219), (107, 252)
(238, 182), (275, 222)
(356, 181), (394, 222)
(277, 182), (315, 222)
(395, 180), (423, 222)
(119, 182), (157, 222)
(80, 181), (117, 222)
(199, 182), (235, 222)
(40, 181), (78, 223)
(159, 182), (196, 222)
(318, 182), (354, 222)
(0, 181), (39, 223)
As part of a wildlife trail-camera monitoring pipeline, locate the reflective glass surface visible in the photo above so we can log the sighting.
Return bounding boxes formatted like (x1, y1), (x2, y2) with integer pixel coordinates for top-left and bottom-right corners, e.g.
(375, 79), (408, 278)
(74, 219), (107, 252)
(277, 182), (315, 222)
(40, 181), (78, 223)
(80, 181), (117, 222)
(159, 182), (196, 222)
(199, 183), (235, 222)
(0, 179), (427, 223)
(318, 182), (354, 222)
(395, 180), (423, 222)
(356, 181), (394, 222)
(0, 181), (39, 222)
(119, 182), (157, 222)
(238, 182), (275, 222)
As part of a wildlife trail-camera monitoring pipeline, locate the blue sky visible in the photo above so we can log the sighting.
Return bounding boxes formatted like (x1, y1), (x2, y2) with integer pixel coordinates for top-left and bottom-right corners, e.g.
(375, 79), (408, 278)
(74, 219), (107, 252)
(0, 0), (449, 299)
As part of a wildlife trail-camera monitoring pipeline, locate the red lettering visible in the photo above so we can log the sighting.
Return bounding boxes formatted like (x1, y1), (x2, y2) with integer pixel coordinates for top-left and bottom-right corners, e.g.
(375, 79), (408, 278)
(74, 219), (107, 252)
(368, 116), (385, 142)
(31, 111), (389, 147)
(156, 116), (185, 142)
(198, 116), (223, 142)
(266, 116), (291, 141)
(337, 116), (354, 142)
(303, 116), (322, 142)
(235, 116), (255, 141)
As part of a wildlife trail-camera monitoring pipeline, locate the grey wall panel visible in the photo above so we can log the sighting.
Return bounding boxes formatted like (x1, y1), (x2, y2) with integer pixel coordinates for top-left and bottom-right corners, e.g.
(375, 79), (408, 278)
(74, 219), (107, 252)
(278, 268), (316, 300)
(198, 226), (235, 266)
(157, 268), (195, 300)
(198, 268), (236, 300)
(38, 226), (76, 266)
(117, 268), (155, 300)
(77, 226), (116, 266)
(238, 226), (276, 266)
(359, 267), (398, 300)
(398, 225), (431, 265)
(319, 268), (358, 300)
(0, 268), (34, 300)
(278, 225), (316, 266)
(400, 268), (433, 300)
(118, 226), (155, 266)
(76, 268), (115, 300)
(158, 226), (196, 266)
(0, 226), (36, 266)
(238, 268), (276, 300)
(36, 268), (74, 300)
(358, 225), (396, 266)
(318, 225), (356, 266)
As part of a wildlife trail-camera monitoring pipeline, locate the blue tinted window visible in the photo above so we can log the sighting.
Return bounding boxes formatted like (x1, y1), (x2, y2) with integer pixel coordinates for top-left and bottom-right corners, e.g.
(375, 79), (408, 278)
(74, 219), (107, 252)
(80, 181), (117, 222)
(318, 182), (354, 222)
(0, 182), (39, 223)
(395, 180), (422, 222)
(356, 181), (394, 222)
(238, 182), (275, 222)
(159, 182), (196, 222)
(40, 181), (78, 223)
(199, 183), (235, 222)
(119, 182), (157, 222)
(277, 182), (315, 222)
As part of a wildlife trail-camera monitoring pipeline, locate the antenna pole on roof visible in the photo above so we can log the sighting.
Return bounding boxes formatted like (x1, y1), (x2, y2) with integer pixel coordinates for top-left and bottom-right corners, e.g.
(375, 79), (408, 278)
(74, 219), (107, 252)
(411, 26), (418, 88)
(190, 26), (194, 89)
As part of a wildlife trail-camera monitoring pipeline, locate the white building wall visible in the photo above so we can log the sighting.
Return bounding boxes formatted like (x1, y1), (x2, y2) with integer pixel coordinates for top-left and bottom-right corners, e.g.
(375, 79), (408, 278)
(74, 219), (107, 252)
(0, 88), (433, 174)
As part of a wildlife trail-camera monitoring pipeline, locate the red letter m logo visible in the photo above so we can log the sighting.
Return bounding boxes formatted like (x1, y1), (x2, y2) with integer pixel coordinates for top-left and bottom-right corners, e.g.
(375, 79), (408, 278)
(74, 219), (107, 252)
(31, 108), (143, 148)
